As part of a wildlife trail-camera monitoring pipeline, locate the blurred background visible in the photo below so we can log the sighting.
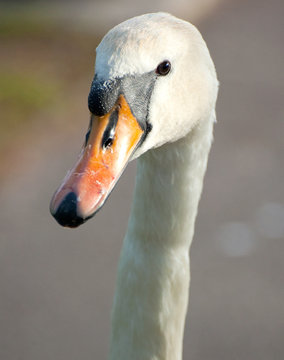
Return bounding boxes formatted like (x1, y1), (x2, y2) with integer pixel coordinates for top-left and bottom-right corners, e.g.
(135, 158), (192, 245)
(0, 0), (283, 359)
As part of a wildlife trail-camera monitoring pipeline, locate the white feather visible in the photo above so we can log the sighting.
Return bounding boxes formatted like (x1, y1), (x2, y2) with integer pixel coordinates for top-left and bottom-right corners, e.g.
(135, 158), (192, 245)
(95, 13), (218, 360)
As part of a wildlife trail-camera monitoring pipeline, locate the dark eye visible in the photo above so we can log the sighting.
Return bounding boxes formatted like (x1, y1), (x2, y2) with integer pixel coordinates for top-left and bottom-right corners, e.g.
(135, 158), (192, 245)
(156, 60), (171, 76)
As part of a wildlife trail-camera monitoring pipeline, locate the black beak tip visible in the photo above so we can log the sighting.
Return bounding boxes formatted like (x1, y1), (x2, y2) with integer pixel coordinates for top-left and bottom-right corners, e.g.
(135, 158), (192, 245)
(51, 192), (85, 228)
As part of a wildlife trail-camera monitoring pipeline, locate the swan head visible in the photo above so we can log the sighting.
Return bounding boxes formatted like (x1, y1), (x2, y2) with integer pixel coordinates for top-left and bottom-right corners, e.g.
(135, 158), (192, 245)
(50, 13), (218, 228)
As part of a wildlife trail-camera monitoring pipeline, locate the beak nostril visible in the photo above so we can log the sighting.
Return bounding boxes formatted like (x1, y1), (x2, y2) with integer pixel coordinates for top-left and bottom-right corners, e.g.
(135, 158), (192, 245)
(103, 137), (114, 149)
(101, 108), (119, 150)
(52, 192), (85, 228)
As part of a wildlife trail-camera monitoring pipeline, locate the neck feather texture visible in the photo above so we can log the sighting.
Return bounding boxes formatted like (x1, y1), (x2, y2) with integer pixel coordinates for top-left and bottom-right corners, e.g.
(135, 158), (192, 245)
(108, 114), (214, 360)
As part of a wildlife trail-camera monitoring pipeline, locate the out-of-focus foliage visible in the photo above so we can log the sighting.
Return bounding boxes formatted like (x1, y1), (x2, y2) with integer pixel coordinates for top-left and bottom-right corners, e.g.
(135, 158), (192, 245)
(0, 9), (100, 167)
(0, 71), (58, 114)
(0, 13), (55, 37)
(0, 71), (59, 150)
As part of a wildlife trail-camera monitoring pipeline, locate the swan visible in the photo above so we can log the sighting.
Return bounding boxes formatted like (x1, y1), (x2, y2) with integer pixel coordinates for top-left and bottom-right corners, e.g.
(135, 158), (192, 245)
(50, 13), (218, 360)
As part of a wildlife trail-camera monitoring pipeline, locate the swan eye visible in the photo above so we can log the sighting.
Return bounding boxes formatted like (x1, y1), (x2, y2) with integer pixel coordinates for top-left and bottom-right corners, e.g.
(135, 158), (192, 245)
(156, 60), (171, 76)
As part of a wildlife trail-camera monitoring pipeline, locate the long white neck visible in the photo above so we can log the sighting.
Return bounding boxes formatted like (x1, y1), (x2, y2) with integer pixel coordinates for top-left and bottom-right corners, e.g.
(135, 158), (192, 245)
(108, 114), (214, 360)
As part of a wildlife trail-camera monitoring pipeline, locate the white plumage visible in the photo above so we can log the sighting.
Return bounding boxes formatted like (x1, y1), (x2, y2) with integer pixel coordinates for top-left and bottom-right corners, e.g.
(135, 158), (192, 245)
(51, 12), (218, 360)
(99, 13), (218, 360)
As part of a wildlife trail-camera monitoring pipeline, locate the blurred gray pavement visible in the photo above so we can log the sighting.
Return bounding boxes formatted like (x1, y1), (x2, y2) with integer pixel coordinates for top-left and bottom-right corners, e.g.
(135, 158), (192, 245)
(3, 0), (219, 34)
(187, 1), (284, 359)
(0, 0), (284, 359)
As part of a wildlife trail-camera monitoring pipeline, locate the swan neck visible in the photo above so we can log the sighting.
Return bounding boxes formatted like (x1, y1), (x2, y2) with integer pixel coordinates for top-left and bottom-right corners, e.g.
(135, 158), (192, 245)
(130, 117), (213, 248)
(109, 116), (214, 360)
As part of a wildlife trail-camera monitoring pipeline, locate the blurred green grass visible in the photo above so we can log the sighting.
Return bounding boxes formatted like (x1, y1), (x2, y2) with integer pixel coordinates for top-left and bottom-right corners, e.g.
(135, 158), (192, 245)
(0, 9), (100, 171)
(0, 71), (58, 113)
(0, 12), (56, 38)
(0, 70), (59, 149)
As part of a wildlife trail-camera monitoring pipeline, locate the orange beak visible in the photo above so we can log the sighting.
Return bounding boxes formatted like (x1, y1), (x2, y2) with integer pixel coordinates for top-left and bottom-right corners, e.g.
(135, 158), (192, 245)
(50, 95), (144, 227)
